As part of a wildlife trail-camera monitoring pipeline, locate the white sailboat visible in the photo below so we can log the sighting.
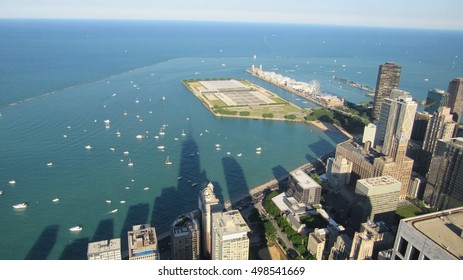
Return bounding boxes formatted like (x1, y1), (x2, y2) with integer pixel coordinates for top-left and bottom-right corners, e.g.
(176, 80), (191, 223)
(165, 156), (172, 165)
(127, 159), (134, 167)
(181, 130), (186, 137)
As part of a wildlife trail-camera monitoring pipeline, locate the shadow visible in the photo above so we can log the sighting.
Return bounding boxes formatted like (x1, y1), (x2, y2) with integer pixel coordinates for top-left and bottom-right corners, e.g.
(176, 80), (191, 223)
(25, 225), (59, 260)
(119, 203), (150, 259)
(59, 238), (89, 260)
(272, 165), (290, 189)
(151, 132), (213, 257)
(221, 156), (269, 259)
(91, 219), (114, 242)
(307, 136), (338, 175)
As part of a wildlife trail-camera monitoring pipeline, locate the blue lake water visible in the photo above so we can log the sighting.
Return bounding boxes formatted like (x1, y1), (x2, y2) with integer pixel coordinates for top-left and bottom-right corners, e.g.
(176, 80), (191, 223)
(0, 20), (462, 259)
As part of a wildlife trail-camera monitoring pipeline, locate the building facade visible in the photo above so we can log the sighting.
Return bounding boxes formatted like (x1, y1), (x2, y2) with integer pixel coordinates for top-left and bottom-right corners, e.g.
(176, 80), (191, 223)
(211, 210), (250, 260)
(308, 228), (328, 260)
(447, 77), (463, 125)
(87, 238), (122, 260)
(350, 176), (401, 230)
(391, 207), (463, 260)
(170, 210), (201, 260)
(424, 138), (463, 210)
(286, 169), (322, 206)
(198, 182), (222, 259)
(128, 224), (160, 260)
(372, 62), (401, 120)
(424, 89), (449, 114)
(326, 156), (352, 190)
(423, 106), (456, 154)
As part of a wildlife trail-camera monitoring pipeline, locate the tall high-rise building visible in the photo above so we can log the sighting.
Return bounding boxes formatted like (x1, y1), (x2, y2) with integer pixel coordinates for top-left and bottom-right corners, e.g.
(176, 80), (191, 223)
(372, 62), (401, 120)
(286, 169), (322, 206)
(198, 182), (222, 259)
(211, 210), (250, 260)
(447, 77), (463, 124)
(307, 228), (328, 260)
(170, 210), (201, 260)
(424, 138), (463, 210)
(326, 156), (352, 189)
(411, 111), (431, 142)
(424, 89), (449, 114)
(423, 107), (456, 154)
(127, 224), (160, 260)
(391, 207), (463, 260)
(87, 238), (122, 260)
(350, 176), (401, 230)
(375, 89), (417, 158)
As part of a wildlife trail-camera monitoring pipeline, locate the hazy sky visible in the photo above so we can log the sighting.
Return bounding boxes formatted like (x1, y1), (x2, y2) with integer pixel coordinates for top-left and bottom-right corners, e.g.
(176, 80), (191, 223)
(1, 0), (463, 30)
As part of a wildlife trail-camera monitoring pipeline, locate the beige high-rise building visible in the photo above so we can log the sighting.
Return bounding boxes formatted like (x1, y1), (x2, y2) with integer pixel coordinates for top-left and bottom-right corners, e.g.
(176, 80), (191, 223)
(375, 89), (417, 158)
(198, 182), (222, 259)
(372, 62), (401, 120)
(351, 176), (401, 230)
(326, 156), (352, 189)
(211, 210), (250, 260)
(87, 238), (122, 260)
(308, 228), (328, 260)
(447, 77), (463, 125)
(286, 169), (322, 206)
(362, 123), (377, 147)
(328, 234), (352, 260)
(423, 106), (457, 154)
(170, 210), (201, 260)
(128, 224), (160, 260)
(349, 231), (374, 260)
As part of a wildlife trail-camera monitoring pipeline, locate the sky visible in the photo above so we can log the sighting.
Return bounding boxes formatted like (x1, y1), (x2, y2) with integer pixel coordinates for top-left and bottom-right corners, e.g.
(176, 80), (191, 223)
(1, 0), (463, 30)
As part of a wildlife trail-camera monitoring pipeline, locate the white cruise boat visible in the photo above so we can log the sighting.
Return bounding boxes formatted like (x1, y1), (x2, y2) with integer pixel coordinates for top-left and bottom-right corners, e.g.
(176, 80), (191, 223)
(85, 145), (92, 150)
(52, 198), (60, 202)
(109, 209), (118, 213)
(135, 134), (144, 139)
(69, 226), (82, 232)
(47, 162), (53, 167)
(13, 203), (28, 209)
(9, 180), (16, 185)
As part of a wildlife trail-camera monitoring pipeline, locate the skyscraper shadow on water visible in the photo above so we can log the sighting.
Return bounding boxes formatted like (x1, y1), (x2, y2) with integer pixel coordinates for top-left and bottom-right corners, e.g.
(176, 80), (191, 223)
(150, 133), (221, 250)
(59, 237), (89, 260)
(25, 224), (59, 260)
(221, 156), (270, 260)
(91, 219), (114, 242)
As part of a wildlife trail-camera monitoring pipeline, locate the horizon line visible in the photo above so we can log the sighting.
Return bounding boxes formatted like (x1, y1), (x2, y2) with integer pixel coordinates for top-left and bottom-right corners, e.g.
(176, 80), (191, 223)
(1, 17), (463, 32)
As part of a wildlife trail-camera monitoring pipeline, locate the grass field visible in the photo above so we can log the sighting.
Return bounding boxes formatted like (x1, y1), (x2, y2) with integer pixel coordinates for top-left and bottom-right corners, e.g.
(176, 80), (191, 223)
(396, 204), (423, 219)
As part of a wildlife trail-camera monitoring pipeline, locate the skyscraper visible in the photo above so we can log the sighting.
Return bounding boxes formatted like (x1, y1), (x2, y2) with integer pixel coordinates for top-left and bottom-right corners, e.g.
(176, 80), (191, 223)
(211, 210), (250, 260)
(350, 176), (401, 230)
(447, 77), (463, 124)
(372, 62), (401, 120)
(286, 169), (322, 206)
(170, 210), (201, 260)
(127, 224), (160, 260)
(424, 89), (449, 114)
(198, 182), (222, 259)
(424, 137), (463, 210)
(374, 89), (417, 158)
(422, 107), (456, 154)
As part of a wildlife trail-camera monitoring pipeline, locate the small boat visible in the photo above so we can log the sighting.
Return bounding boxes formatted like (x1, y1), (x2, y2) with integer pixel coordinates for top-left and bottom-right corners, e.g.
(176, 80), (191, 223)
(0, 190), (3, 195)
(159, 127), (165, 136)
(154, 135), (159, 139)
(63, 134), (67, 138)
(157, 145), (165, 150)
(123, 110), (128, 116)
(181, 130), (186, 137)
(165, 156), (172, 165)
(85, 145), (92, 150)
(256, 147), (262, 151)
(174, 137), (179, 141)
(109, 209), (118, 213)
(177, 176), (183, 180)
(237, 153), (243, 157)
(47, 162), (53, 167)
(105, 200), (112, 204)
(215, 144), (221, 147)
(9, 180), (16, 185)
(143, 187), (150, 191)
(127, 159), (134, 167)
(191, 183), (198, 187)
(13, 203), (28, 209)
(226, 152), (231, 156)
(69, 226), (82, 232)
(136, 134), (144, 139)
(162, 96), (166, 101)
(256, 151), (261, 154)
(135, 98), (140, 103)
(116, 130), (121, 137)
(109, 147), (115, 151)
(52, 198), (60, 202)
(120, 200), (126, 204)
(123, 151), (129, 155)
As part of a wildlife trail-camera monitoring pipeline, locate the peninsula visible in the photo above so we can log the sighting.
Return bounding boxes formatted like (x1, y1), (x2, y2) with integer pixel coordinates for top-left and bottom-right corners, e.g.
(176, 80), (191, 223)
(182, 78), (308, 122)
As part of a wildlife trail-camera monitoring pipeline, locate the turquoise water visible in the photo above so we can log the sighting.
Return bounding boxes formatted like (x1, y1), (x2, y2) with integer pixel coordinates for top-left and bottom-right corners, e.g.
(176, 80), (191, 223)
(0, 20), (462, 259)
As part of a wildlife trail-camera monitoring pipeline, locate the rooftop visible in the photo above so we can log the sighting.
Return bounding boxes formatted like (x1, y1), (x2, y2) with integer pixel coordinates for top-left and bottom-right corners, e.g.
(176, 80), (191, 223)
(201, 182), (220, 204)
(128, 224), (158, 257)
(290, 169), (321, 190)
(406, 207), (463, 260)
(87, 238), (121, 255)
(213, 210), (250, 237)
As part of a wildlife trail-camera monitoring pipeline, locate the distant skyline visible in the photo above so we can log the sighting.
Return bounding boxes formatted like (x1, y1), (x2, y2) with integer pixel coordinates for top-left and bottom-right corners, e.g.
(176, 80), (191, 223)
(1, 0), (463, 30)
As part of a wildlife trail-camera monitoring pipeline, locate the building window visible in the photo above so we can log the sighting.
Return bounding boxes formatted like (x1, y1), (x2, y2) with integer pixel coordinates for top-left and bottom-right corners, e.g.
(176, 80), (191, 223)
(409, 246), (420, 260)
(397, 237), (408, 257)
